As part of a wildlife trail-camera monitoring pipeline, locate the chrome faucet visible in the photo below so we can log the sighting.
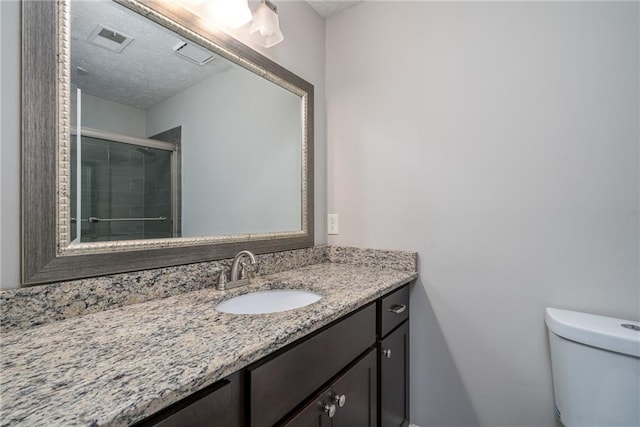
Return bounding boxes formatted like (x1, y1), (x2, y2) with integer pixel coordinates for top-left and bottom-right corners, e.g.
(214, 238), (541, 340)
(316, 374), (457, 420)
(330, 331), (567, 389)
(230, 250), (257, 282)
(216, 250), (258, 290)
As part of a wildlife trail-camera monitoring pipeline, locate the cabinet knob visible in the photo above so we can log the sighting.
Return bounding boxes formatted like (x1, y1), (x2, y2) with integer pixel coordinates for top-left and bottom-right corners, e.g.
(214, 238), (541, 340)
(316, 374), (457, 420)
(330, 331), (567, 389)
(323, 403), (337, 418)
(388, 304), (406, 314)
(383, 348), (392, 358)
(333, 394), (346, 407)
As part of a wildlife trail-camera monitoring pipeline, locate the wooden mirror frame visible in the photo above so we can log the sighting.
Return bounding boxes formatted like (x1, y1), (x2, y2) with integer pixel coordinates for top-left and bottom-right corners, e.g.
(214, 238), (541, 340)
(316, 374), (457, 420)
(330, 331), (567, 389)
(22, 0), (314, 285)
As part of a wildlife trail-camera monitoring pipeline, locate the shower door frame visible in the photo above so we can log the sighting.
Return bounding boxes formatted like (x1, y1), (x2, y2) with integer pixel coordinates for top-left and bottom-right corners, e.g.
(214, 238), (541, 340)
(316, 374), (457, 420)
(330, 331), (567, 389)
(71, 126), (180, 240)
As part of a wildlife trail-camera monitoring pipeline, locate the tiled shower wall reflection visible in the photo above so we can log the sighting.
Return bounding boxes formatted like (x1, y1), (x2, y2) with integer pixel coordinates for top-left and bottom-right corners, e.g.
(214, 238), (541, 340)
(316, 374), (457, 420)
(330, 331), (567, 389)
(71, 137), (173, 242)
(143, 148), (173, 239)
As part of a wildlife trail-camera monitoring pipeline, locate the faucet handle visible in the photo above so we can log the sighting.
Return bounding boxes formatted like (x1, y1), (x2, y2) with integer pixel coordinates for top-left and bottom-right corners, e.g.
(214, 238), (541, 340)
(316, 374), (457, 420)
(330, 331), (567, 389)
(242, 261), (259, 279)
(215, 266), (228, 290)
(209, 267), (221, 281)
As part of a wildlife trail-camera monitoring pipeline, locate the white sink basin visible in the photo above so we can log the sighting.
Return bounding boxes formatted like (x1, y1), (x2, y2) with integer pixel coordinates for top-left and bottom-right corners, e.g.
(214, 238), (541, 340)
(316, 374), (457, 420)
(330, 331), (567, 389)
(215, 289), (322, 314)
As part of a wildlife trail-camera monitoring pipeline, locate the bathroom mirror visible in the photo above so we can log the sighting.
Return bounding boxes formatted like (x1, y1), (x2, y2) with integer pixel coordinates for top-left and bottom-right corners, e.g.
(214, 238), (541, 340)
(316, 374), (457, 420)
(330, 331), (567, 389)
(22, 0), (314, 285)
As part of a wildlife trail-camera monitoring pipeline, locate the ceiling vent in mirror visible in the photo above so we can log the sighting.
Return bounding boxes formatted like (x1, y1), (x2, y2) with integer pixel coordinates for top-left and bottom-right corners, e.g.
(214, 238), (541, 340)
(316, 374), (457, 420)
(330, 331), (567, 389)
(86, 24), (134, 53)
(173, 41), (215, 66)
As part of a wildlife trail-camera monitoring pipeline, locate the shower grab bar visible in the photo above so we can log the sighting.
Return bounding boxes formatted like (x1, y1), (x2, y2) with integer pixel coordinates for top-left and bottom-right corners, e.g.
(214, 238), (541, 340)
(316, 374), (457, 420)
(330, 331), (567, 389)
(71, 216), (166, 223)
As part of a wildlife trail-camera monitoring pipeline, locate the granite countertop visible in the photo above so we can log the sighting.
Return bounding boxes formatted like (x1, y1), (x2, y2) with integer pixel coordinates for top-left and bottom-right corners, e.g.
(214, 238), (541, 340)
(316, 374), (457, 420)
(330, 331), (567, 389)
(0, 262), (417, 426)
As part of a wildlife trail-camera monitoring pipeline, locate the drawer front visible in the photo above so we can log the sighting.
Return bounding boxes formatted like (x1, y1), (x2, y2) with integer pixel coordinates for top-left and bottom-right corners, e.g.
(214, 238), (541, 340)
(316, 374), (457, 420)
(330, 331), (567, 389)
(379, 285), (410, 338)
(248, 303), (376, 427)
(134, 372), (243, 427)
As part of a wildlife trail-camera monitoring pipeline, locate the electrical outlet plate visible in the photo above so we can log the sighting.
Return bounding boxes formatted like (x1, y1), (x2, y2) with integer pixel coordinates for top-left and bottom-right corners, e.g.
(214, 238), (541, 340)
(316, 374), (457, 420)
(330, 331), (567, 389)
(328, 214), (339, 235)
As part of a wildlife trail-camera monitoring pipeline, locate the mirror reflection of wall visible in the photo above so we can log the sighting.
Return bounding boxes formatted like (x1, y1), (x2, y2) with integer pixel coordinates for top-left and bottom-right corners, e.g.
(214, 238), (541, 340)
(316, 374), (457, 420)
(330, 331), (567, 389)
(144, 63), (302, 237)
(69, 0), (303, 243)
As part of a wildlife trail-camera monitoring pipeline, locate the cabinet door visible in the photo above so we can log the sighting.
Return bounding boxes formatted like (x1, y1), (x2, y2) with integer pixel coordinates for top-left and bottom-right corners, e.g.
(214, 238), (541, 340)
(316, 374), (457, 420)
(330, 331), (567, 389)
(332, 349), (377, 427)
(134, 372), (243, 427)
(379, 321), (409, 427)
(282, 388), (333, 427)
(283, 349), (377, 427)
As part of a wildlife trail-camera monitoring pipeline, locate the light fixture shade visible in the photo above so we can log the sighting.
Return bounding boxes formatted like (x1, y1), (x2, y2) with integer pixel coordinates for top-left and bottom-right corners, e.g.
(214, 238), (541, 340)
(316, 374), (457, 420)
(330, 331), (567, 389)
(180, 0), (206, 5)
(249, 0), (284, 48)
(207, 0), (253, 29)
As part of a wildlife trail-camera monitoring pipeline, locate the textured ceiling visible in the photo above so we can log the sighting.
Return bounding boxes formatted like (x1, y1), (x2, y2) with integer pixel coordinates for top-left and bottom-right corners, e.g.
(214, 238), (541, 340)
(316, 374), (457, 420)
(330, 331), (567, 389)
(71, 0), (232, 110)
(306, 1), (362, 18)
(70, 0), (360, 111)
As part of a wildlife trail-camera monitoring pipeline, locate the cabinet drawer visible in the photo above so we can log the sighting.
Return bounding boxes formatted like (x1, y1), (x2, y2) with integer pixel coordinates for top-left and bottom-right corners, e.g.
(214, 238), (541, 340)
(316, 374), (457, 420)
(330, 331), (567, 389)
(378, 285), (409, 338)
(247, 303), (376, 427)
(134, 372), (243, 427)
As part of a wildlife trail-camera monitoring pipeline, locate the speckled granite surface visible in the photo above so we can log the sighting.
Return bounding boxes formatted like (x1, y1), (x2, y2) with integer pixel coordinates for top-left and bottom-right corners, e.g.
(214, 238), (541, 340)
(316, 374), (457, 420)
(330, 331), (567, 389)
(328, 246), (417, 273)
(0, 261), (417, 426)
(0, 246), (329, 333)
(0, 245), (416, 333)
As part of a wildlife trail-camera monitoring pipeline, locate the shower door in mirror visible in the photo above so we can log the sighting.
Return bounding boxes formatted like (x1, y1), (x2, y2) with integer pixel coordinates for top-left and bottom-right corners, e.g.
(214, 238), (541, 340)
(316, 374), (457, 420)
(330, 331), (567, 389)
(70, 123), (180, 243)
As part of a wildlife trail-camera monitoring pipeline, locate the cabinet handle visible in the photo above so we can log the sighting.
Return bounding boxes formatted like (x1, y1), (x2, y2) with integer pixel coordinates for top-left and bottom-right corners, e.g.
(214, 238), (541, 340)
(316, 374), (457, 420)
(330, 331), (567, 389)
(383, 349), (392, 358)
(333, 394), (346, 407)
(323, 403), (337, 418)
(388, 304), (406, 314)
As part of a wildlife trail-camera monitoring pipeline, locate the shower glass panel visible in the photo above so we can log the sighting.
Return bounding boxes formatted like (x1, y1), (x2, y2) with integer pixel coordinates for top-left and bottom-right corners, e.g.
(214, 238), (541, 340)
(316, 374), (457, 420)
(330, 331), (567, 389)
(70, 136), (174, 242)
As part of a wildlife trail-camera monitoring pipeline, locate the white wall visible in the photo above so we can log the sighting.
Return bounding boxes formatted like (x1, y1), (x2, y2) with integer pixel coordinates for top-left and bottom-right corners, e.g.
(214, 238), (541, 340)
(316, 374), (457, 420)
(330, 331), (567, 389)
(0, 0), (326, 289)
(73, 92), (147, 138)
(1, 0), (21, 288)
(146, 67), (302, 236)
(326, 2), (639, 427)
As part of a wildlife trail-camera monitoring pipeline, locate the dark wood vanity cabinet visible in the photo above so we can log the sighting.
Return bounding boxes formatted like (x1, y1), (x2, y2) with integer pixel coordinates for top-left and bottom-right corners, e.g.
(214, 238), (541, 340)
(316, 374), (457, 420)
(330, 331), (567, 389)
(136, 283), (411, 427)
(378, 286), (410, 427)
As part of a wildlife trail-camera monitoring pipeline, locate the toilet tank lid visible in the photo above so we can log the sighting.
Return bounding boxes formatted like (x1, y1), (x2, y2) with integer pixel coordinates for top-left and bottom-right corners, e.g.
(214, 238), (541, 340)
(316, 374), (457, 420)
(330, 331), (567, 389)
(545, 308), (640, 358)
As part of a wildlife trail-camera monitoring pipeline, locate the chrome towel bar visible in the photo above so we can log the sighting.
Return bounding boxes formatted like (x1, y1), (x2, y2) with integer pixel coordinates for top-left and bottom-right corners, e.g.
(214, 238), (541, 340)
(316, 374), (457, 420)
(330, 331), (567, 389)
(71, 216), (166, 223)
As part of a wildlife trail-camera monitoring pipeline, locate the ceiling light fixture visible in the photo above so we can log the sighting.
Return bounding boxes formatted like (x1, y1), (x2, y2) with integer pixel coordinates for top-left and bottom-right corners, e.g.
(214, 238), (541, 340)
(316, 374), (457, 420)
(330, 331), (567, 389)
(206, 0), (253, 29)
(249, 0), (284, 48)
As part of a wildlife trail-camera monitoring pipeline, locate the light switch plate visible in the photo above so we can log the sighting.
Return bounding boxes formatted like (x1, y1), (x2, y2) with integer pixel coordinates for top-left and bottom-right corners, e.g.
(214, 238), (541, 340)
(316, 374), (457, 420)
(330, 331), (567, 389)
(327, 214), (339, 235)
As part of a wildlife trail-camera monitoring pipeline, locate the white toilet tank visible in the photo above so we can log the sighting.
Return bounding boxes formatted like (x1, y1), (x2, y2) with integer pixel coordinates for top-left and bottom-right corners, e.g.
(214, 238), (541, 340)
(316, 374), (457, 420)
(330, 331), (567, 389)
(545, 308), (640, 427)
